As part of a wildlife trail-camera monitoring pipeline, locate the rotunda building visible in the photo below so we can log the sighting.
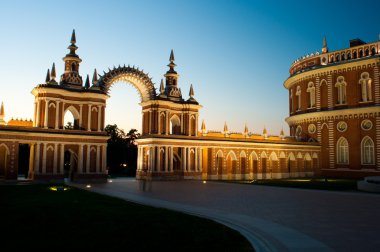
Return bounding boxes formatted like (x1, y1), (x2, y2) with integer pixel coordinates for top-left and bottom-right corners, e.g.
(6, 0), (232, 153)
(284, 36), (380, 178)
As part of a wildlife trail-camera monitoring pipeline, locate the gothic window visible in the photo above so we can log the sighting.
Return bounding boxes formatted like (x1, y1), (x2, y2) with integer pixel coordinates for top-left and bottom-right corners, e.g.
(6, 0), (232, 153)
(337, 137), (349, 164)
(365, 48), (369, 56)
(296, 86), (301, 110)
(295, 125), (302, 138)
(353, 51), (357, 59)
(71, 63), (76, 72)
(341, 53), (345, 60)
(306, 82), (315, 108)
(361, 136), (375, 165)
(336, 54), (340, 61)
(359, 72), (372, 102)
(64, 106), (80, 130)
(335, 76), (347, 105)
(330, 55), (334, 62)
(359, 50), (363, 58)
(290, 89), (294, 113)
(371, 47), (376, 56)
(347, 52), (351, 59)
(170, 115), (181, 135)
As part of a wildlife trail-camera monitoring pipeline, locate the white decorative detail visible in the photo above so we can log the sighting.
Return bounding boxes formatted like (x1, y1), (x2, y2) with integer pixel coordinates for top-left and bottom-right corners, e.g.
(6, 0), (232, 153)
(337, 121), (348, 132)
(308, 124), (316, 134)
(361, 119), (373, 131)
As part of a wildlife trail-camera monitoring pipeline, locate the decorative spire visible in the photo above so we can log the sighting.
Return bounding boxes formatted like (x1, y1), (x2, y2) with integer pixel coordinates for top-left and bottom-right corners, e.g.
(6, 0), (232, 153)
(280, 128), (285, 140)
(0, 101), (5, 125)
(263, 126), (268, 139)
(244, 123), (249, 137)
(45, 69), (51, 83)
(201, 119), (206, 134)
(189, 84), (194, 98)
(160, 79), (165, 94)
(322, 36), (328, 53)
(0, 101), (4, 116)
(92, 69), (98, 85)
(224, 121), (229, 133)
(51, 63), (56, 80)
(71, 29), (76, 44)
(85, 74), (90, 89)
(169, 49), (175, 62)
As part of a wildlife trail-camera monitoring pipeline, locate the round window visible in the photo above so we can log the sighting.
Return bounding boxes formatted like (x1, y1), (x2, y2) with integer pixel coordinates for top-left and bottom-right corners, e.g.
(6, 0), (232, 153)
(361, 120), (372, 131)
(308, 124), (316, 134)
(336, 121), (347, 132)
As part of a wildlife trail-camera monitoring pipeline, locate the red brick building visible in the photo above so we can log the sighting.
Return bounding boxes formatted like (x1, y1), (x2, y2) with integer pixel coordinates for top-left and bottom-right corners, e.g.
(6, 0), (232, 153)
(285, 36), (380, 178)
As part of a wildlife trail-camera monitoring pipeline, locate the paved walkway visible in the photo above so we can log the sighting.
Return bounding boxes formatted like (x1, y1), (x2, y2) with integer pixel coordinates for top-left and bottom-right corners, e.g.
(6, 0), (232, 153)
(69, 179), (380, 252)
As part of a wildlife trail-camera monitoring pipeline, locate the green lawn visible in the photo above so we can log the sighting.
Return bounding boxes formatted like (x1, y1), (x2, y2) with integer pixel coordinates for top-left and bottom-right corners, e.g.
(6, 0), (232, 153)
(1, 184), (253, 251)
(245, 178), (358, 191)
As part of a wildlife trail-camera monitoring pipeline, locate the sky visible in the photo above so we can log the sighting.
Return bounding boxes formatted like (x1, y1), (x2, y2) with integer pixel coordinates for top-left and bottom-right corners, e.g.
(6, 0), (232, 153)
(0, 0), (379, 135)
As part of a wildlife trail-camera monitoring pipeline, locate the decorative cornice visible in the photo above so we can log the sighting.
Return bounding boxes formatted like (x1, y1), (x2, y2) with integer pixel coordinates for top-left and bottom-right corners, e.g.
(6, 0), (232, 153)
(286, 106), (380, 125)
(284, 57), (380, 89)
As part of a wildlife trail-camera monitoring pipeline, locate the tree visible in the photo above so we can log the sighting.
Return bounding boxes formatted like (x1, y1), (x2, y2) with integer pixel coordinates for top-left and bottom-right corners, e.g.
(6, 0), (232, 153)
(105, 124), (140, 176)
(64, 122), (74, 130)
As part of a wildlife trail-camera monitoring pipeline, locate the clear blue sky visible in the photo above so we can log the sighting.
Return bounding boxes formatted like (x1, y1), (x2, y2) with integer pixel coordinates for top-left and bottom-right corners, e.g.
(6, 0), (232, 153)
(0, 0), (379, 134)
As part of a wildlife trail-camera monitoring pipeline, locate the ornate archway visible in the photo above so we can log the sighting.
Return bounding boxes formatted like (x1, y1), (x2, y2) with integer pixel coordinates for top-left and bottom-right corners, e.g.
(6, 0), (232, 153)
(97, 65), (157, 102)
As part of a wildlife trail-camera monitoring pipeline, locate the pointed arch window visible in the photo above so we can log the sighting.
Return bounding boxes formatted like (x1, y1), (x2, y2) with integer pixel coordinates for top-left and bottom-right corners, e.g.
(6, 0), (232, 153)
(335, 76), (347, 105)
(337, 137), (349, 164)
(361, 137), (374, 165)
(306, 82), (315, 108)
(295, 86), (301, 110)
(170, 115), (181, 135)
(359, 72), (372, 102)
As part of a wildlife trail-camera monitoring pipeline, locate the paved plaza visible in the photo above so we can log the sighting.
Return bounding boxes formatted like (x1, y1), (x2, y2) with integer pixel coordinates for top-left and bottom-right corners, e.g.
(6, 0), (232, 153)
(71, 179), (380, 252)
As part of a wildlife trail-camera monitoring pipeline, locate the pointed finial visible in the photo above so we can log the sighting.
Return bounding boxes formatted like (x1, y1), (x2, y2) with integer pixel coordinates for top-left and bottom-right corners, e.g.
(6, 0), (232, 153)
(224, 121), (229, 133)
(169, 49), (175, 62)
(160, 79), (165, 94)
(51, 63), (56, 80)
(45, 69), (51, 83)
(0, 101), (4, 116)
(85, 74), (90, 89)
(244, 123), (249, 135)
(280, 128), (285, 140)
(322, 36), (328, 53)
(189, 84), (194, 98)
(71, 29), (76, 44)
(92, 69), (98, 85)
(201, 119), (206, 130)
(263, 126), (268, 139)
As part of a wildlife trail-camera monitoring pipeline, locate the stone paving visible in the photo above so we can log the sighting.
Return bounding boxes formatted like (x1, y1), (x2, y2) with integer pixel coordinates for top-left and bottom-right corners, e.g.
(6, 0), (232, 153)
(70, 178), (380, 252)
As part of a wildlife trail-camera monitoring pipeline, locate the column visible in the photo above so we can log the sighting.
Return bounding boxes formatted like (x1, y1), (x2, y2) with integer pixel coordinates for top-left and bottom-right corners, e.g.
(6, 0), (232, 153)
(96, 145), (100, 173)
(36, 98), (41, 127)
(195, 114), (199, 136)
(156, 147), (161, 172)
(187, 147), (190, 171)
(102, 144), (107, 173)
(86, 144), (90, 173)
(61, 102), (65, 128)
(55, 101), (60, 129)
(97, 105), (102, 131)
(33, 102), (37, 127)
(149, 111), (152, 134)
(158, 110), (161, 134)
(199, 148), (203, 172)
(87, 104), (92, 131)
(42, 143), (47, 173)
(195, 147), (198, 172)
(78, 144), (83, 173)
(53, 143), (58, 174)
(28, 143), (35, 179)
(79, 104), (83, 128)
(181, 113), (184, 134)
(151, 146), (156, 171)
(170, 147), (173, 172)
(183, 147), (187, 172)
(166, 111), (169, 135)
(60, 144), (65, 174)
(34, 143), (40, 174)
(44, 99), (49, 128)
(165, 146), (168, 172)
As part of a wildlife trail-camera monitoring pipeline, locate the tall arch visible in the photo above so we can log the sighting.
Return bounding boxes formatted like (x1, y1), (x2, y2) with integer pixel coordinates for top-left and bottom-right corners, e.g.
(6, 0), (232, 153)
(0, 144), (9, 178)
(304, 153), (312, 174)
(249, 151), (258, 179)
(268, 152), (278, 178)
(240, 151), (247, 180)
(361, 136), (375, 165)
(97, 66), (156, 102)
(260, 151), (268, 179)
(216, 150), (224, 178)
(226, 151), (237, 180)
(64, 106), (80, 129)
(170, 115), (181, 135)
(336, 137), (349, 164)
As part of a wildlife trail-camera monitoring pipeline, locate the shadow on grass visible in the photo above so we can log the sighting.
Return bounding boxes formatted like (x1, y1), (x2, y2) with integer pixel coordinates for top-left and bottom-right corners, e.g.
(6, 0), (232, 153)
(1, 184), (253, 251)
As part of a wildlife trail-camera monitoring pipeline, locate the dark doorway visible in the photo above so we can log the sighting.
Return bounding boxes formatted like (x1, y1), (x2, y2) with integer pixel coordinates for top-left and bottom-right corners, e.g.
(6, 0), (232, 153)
(18, 144), (30, 179)
(64, 150), (77, 181)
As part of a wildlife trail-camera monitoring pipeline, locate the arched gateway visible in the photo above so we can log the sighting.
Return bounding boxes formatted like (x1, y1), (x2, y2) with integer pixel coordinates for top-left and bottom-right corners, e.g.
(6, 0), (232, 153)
(0, 30), (320, 182)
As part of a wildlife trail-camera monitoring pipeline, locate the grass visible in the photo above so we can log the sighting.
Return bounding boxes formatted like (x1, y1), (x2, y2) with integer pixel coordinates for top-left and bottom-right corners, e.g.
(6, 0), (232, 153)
(1, 184), (253, 251)
(243, 178), (359, 191)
